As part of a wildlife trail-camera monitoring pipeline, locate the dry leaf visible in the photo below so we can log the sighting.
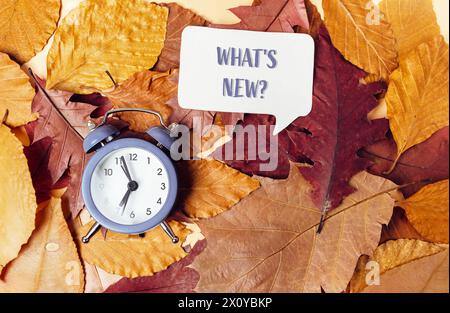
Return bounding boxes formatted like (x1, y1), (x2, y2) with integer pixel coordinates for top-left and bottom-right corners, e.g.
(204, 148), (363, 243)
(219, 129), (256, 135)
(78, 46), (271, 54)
(104, 70), (177, 132)
(349, 239), (448, 293)
(77, 220), (190, 278)
(177, 160), (260, 218)
(192, 165), (399, 292)
(380, 208), (425, 244)
(0, 53), (37, 127)
(379, 0), (441, 58)
(0, 196), (84, 292)
(322, 0), (398, 80)
(0, 0), (60, 63)
(46, 0), (168, 94)
(0, 124), (36, 273)
(386, 36), (449, 172)
(398, 180), (449, 244)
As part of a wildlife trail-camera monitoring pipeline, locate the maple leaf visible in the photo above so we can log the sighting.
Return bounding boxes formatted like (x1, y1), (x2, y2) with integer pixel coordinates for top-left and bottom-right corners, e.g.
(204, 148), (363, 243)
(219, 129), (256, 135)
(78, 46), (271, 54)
(25, 77), (105, 218)
(104, 240), (206, 293)
(0, 196), (84, 292)
(154, 3), (209, 72)
(213, 0), (309, 32)
(192, 165), (400, 293)
(361, 127), (449, 198)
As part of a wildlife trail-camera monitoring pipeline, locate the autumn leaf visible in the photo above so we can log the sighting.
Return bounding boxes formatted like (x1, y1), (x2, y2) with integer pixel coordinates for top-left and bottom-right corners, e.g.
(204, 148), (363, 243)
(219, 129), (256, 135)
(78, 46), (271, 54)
(362, 127), (449, 198)
(0, 196), (84, 292)
(104, 240), (206, 293)
(0, 0), (60, 64)
(46, 0), (168, 94)
(103, 70), (177, 132)
(386, 36), (449, 172)
(177, 160), (260, 218)
(379, 0), (441, 58)
(76, 220), (190, 278)
(192, 165), (400, 292)
(380, 208), (425, 244)
(214, 0), (309, 32)
(0, 125), (36, 273)
(349, 239), (448, 293)
(154, 3), (209, 72)
(25, 79), (104, 218)
(0, 53), (37, 127)
(295, 0), (323, 37)
(398, 180), (449, 244)
(322, 0), (398, 80)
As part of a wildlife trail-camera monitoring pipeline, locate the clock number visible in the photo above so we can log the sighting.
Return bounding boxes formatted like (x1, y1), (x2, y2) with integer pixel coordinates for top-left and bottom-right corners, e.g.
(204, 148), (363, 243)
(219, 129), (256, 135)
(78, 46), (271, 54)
(104, 168), (113, 176)
(157, 197), (162, 205)
(130, 211), (135, 219)
(147, 157), (151, 164)
(161, 183), (166, 190)
(146, 208), (152, 216)
(157, 168), (163, 176)
(129, 153), (138, 161)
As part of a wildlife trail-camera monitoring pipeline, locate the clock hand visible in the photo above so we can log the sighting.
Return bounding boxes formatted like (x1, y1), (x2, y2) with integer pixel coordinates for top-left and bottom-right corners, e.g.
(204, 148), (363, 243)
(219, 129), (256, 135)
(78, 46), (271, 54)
(120, 156), (133, 182)
(117, 188), (132, 216)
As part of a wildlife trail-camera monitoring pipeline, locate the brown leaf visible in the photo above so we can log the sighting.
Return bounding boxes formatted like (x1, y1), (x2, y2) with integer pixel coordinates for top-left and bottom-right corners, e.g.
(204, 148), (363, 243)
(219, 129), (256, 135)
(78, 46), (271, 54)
(103, 70), (177, 132)
(398, 180), (449, 244)
(177, 160), (260, 218)
(380, 207), (425, 244)
(0, 196), (84, 292)
(76, 220), (190, 278)
(192, 165), (399, 292)
(154, 3), (209, 72)
(0, 125), (36, 273)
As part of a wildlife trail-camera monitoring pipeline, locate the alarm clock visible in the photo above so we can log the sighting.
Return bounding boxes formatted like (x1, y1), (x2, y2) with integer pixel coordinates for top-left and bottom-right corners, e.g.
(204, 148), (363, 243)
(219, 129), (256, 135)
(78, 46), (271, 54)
(80, 108), (180, 244)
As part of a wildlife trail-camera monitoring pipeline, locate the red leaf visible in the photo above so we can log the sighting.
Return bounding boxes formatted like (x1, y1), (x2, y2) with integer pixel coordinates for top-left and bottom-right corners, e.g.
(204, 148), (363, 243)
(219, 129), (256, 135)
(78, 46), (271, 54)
(104, 240), (206, 293)
(361, 127), (449, 198)
(213, 0), (309, 32)
(25, 78), (106, 218)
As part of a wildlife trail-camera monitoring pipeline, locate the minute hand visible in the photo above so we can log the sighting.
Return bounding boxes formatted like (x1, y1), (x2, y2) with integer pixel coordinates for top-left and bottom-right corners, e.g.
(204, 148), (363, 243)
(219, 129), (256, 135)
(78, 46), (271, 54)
(117, 188), (132, 216)
(120, 156), (133, 182)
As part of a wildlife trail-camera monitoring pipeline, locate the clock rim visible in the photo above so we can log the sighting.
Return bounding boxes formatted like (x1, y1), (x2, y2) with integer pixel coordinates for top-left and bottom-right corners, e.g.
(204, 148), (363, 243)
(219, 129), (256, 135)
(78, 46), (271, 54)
(82, 138), (178, 234)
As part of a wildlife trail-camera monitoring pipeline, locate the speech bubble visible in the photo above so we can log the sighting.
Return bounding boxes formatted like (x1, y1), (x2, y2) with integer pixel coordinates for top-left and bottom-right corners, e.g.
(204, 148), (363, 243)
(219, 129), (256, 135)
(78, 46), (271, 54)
(178, 26), (315, 135)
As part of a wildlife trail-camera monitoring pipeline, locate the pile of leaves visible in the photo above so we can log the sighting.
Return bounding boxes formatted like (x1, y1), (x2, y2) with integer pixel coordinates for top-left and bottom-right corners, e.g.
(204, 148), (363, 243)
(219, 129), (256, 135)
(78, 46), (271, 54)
(0, 0), (448, 293)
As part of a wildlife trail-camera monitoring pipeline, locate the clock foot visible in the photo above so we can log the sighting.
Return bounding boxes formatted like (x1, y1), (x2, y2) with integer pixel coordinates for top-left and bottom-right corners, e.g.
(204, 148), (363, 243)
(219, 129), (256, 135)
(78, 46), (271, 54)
(160, 221), (179, 244)
(82, 222), (102, 244)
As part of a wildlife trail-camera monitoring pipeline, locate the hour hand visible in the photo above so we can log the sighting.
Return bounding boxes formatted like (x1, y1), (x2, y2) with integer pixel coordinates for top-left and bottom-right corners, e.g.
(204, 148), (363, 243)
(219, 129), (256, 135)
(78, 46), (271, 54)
(120, 156), (133, 182)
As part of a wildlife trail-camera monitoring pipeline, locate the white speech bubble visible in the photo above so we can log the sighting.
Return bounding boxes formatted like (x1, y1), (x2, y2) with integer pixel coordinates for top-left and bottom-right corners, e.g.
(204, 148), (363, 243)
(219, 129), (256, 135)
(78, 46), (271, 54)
(178, 26), (315, 135)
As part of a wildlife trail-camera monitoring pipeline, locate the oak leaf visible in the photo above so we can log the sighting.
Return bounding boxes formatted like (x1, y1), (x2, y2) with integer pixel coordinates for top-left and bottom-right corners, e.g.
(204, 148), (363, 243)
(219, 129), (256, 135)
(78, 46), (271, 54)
(214, 0), (309, 32)
(386, 36), (449, 172)
(103, 70), (177, 132)
(0, 53), (37, 127)
(322, 0), (398, 80)
(349, 239), (448, 293)
(104, 240), (206, 293)
(192, 165), (400, 292)
(77, 220), (190, 278)
(0, 196), (84, 292)
(0, 0), (60, 64)
(154, 3), (209, 72)
(0, 125), (36, 273)
(46, 0), (168, 94)
(177, 160), (260, 218)
(398, 180), (449, 244)
(379, 0), (441, 58)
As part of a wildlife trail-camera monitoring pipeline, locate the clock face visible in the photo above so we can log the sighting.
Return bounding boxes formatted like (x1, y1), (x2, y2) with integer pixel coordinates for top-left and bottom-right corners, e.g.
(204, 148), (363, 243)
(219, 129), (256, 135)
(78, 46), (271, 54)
(90, 147), (170, 225)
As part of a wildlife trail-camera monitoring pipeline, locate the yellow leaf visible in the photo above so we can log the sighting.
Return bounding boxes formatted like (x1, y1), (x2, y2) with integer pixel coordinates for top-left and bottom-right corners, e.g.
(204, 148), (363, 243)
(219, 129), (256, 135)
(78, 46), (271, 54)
(77, 220), (189, 278)
(349, 239), (448, 293)
(0, 197), (84, 292)
(379, 0), (441, 58)
(46, 0), (168, 94)
(386, 37), (449, 172)
(0, 125), (36, 273)
(398, 180), (449, 243)
(322, 0), (398, 80)
(103, 70), (177, 132)
(0, 0), (60, 64)
(0, 53), (37, 127)
(178, 160), (261, 218)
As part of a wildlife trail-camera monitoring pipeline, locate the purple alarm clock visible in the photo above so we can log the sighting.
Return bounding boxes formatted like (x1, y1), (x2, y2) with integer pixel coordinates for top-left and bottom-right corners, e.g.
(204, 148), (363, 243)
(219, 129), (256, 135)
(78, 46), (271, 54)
(80, 108), (180, 244)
